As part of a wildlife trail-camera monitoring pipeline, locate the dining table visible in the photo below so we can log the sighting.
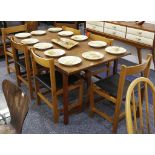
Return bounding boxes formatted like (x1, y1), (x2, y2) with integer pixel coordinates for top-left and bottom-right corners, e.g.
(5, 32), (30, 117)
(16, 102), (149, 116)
(13, 30), (130, 125)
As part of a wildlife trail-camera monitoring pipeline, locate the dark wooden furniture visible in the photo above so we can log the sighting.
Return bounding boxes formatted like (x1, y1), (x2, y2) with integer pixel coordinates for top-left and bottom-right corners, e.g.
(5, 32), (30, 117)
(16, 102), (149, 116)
(0, 80), (29, 134)
(90, 54), (152, 133)
(14, 31), (130, 124)
(1, 24), (27, 74)
(126, 77), (155, 134)
(31, 49), (83, 123)
(86, 21), (155, 70)
(11, 37), (33, 99)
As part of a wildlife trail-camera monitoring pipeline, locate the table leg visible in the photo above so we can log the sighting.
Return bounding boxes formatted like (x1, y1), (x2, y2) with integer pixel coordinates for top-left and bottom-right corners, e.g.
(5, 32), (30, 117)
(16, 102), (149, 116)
(85, 70), (91, 107)
(137, 48), (142, 64)
(113, 60), (118, 74)
(63, 73), (69, 125)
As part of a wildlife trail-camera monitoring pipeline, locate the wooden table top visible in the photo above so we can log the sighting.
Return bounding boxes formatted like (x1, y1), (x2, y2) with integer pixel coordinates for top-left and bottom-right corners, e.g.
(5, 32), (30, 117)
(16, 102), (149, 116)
(14, 31), (130, 75)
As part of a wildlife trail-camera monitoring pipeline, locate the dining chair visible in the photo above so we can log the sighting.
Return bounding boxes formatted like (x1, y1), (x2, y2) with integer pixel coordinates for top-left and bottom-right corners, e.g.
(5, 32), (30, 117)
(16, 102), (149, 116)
(87, 33), (114, 78)
(25, 21), (38, 32)
(89, 54), (152, 133)
(54, 21), (78, 29)
(62, 26), (81, 35)
(1, 24), (27, 74)
(0, 79), (29, 134)
(31, 49), (83, 123)
(11, 36), (34, 99)
(126, 77), (155, 134)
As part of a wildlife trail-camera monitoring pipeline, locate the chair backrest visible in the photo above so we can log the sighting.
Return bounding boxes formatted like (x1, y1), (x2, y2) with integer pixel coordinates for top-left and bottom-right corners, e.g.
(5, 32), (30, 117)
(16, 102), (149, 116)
(2, 80), (29, 133)
(31, 48), (57, 96)
(62, 25), (81, 35)
(54, 21), (78, 29)
(1, 24), (27, 51)
(125, 77), (155, 134)
(11, 36), (28, 53)
(25, 21), (38, 32)
(89, 33), (113, 45)
(116, 54), (152, 105)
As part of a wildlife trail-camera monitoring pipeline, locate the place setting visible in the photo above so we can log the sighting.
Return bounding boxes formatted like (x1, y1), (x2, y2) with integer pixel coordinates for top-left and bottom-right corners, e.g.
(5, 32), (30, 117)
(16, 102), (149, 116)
(88, 40), (107, 48)
(58, 56), (82, 66)
(44, 49), (65, 57)
(105, 46), (127, 55)
(31, 30), (46, 36)
(71, 35), (88, 41)
(48, 27), (62, 33)
(21, 38), (39, 45)
(33, 42), (53, 50)
(82, 51), (104, 60)
(58, 31), (74, 37)
(15, 32), (31, 38)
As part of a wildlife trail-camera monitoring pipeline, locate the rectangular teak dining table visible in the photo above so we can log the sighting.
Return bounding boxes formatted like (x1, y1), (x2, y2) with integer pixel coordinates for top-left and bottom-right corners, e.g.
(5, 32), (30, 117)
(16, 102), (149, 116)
(14, 31), (130, 124)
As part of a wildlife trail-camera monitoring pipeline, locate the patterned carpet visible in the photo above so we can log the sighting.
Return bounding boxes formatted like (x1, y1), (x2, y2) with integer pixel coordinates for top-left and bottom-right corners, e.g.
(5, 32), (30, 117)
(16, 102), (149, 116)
(0, 57), (155, 134)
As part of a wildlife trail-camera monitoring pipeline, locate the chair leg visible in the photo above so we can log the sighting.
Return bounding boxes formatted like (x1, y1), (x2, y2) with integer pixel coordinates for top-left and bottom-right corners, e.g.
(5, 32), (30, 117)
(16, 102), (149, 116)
(53, 97), (59, 123)
(106, 62), (111, 77)
(5, 54), (10, 74)
(15, 64), (21, 87)
(112, 101), (122, 133)
(34, 79), (41, 105)
(78, 81), (83, 111)
(89, 85), (95, 117)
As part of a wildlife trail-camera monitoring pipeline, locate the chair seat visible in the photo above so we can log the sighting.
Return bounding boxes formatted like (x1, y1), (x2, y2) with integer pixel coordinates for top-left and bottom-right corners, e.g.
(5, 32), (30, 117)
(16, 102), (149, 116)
(36, 71), (80, 90)
(0, 124), (16, 134)
(95, 74), (131, 98)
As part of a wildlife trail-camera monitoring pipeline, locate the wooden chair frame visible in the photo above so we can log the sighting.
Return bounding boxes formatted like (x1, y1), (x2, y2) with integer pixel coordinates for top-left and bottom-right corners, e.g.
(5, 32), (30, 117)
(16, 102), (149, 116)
(31, 49), (83, 123)
(1, 24), (27, 74)
(90, 54), (152, 133)
(126, 77), (155, 134)
(11, 36), (33, 99)
(62, 25), (81, 35)
(88, 33), (114, 78)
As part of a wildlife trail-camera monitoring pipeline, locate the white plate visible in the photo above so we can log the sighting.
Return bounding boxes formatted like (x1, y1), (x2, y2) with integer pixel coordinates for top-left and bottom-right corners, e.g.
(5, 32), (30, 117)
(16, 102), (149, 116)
(44, 49), (65, 57)
(31, 30), (46, 35)
(21, 38), (39, 45)
(33, 43), (53, 50)
(48, 27), (62, 32)
(105, 46), (127, 55)
(71, 35), (88, 41)
(88, 41), (107, 48)
(15, 32), (31, 38)
(82, 51), (104, 60)
(58, 56), (82, 66)
(58, 31), (74, 36)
